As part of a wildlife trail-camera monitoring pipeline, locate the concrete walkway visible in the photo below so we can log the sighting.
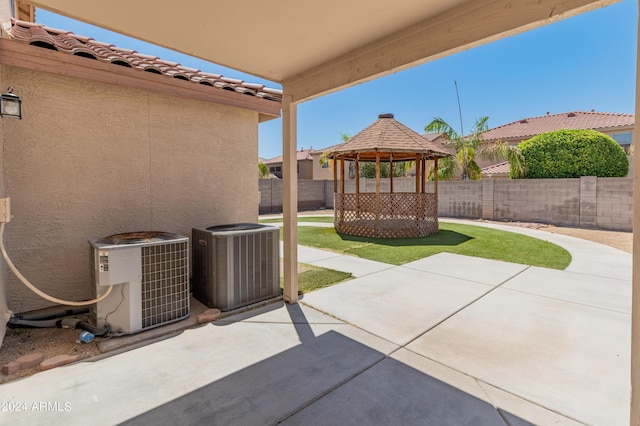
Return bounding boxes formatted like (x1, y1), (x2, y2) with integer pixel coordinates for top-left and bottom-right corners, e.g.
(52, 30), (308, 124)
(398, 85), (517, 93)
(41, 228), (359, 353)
(0, 219), (631, 425)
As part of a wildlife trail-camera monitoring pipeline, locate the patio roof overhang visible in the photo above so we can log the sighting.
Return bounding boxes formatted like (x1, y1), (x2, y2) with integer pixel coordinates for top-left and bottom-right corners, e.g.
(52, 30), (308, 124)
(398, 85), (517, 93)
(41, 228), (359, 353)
(27, 0), (614, 103)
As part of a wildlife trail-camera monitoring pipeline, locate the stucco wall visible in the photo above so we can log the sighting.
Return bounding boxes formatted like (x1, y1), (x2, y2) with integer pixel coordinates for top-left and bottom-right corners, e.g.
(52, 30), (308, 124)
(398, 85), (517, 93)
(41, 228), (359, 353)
(2, 65), (260, 313)
(0, 69), (10, 343)
(298, 159), (313, 179)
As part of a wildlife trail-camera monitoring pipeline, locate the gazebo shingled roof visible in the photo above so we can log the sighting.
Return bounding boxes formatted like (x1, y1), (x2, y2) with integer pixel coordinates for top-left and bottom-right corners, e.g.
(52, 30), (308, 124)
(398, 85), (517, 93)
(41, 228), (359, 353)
(330, 114), (450, 161)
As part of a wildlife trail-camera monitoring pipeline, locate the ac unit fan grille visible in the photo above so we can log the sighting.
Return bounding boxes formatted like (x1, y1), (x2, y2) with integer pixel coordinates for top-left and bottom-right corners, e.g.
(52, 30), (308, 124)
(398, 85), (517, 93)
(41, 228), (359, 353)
(141, 240), (189, 328)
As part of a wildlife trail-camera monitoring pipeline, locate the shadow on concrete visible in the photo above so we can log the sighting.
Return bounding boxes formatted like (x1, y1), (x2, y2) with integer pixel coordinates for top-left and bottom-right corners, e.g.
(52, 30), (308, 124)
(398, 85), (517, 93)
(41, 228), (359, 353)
(121, 310), (524, 426)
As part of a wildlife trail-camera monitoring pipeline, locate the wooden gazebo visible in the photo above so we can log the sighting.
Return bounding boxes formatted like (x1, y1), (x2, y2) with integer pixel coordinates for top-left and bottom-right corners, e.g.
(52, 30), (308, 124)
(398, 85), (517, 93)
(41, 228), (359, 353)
(330, 114), (451, 238)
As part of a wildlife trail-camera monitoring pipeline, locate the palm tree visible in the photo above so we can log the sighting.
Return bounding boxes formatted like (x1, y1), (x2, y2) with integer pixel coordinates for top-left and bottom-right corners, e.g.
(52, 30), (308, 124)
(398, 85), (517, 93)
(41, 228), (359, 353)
(480, 140), (527, 179)
(318, 133), (350, 169)
(425, 116), (489, 180)
(258, 162), (269, 178)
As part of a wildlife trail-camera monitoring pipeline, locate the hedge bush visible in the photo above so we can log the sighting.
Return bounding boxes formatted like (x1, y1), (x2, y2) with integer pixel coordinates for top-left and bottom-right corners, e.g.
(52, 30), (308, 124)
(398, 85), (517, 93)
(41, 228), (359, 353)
(518, 129), (629, 178)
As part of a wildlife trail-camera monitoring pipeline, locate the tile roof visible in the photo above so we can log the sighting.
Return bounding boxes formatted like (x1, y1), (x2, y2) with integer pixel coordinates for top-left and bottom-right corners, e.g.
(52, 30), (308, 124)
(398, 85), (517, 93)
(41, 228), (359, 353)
(263, 149), (314, 164)
(483, 111), (634, 142)
(330, 114), (451, 161)
(481, 161), (510, 175)
(7, 18), (282, 103)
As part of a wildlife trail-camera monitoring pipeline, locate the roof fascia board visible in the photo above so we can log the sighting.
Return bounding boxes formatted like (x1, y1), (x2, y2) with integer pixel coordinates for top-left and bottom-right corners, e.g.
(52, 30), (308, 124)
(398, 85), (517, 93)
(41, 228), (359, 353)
(0, 39), (281, 120)
(283, 0), (616, 103)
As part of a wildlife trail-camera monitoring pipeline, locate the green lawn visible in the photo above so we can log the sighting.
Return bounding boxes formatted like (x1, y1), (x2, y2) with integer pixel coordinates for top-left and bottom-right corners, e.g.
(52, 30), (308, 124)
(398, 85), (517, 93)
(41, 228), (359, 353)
(291, 221), (570, 269)
(281, 263), (352, 294)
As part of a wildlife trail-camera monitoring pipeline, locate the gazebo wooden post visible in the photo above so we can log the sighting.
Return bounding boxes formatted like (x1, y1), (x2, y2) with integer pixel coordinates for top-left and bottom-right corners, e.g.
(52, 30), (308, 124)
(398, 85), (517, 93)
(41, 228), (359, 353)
(421, 156), (426, 193)
(389, 154), (394, 194)
(355, 156), (360, 218)
(340, 156), (345, 223)
(415, 154), (421, 194)
(333, 155), (337, 194)
(375, 152), (381, 236)
(434, 158), (439, 194)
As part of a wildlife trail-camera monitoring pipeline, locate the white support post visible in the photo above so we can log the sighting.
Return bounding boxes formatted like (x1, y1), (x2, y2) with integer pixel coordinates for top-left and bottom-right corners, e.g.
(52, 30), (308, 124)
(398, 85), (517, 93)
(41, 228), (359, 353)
(282, 94), (298, 303)
(632, 7), (640, 422)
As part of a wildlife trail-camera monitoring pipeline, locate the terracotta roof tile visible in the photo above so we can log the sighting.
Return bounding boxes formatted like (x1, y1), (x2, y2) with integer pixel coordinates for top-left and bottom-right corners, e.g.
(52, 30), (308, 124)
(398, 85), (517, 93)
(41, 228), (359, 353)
(264, 149), (314, 164)
(330, 114), (451, 161)
(483, 111), (634, 142)
(481, 161), (510, 175)
(7, 18), (282, 103)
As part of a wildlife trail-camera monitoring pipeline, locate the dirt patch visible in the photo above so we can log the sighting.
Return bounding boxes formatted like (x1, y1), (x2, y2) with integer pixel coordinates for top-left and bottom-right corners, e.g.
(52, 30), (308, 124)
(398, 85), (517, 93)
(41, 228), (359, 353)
(544, 225), (632, 254)
(0, 324), (100, 384)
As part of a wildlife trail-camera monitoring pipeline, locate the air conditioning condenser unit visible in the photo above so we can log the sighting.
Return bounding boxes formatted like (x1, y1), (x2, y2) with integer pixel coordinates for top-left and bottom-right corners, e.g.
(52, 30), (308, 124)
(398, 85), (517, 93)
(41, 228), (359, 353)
(192, 223), (280, 311)
(90, 231), (190, 334)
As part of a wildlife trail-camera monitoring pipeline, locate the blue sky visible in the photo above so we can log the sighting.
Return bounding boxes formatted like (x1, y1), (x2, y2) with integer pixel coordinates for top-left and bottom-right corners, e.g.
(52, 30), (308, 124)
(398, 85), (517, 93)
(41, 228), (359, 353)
(35, 1), (637, 159)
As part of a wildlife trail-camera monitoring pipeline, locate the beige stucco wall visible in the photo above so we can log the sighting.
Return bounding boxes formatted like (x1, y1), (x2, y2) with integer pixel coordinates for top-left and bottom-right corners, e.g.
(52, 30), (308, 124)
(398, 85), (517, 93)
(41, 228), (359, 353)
(0, 69), (9, 343)
(311, 153), (334, 180)
(1, 64), (260, 313)
(297, 159), (313, 179)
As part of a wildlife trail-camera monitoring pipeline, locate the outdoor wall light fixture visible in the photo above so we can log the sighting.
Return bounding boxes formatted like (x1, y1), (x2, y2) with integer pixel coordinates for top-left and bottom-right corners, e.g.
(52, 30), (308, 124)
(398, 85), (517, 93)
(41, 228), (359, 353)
(0, 87), (22, 119)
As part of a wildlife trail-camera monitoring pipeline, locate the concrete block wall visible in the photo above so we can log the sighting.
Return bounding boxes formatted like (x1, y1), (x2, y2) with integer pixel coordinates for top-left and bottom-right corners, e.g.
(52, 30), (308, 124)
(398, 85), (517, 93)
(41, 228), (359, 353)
(437, 181), (483, 218)
(259, 179), (329, 213)
(596, 178), (633, 231)
(493, 179), (581, 227)
(259, 177), (632, 231)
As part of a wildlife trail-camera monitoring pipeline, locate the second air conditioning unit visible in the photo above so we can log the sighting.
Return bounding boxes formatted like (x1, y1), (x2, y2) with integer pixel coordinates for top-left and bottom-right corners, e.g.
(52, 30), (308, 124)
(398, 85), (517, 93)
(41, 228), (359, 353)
(192, 223), (280, 311)
(89, 231), (190, 334)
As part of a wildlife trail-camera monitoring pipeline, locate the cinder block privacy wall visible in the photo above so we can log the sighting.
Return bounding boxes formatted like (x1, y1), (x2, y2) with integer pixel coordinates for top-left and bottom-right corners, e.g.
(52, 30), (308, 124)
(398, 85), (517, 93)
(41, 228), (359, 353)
(259, 176), (632, 232)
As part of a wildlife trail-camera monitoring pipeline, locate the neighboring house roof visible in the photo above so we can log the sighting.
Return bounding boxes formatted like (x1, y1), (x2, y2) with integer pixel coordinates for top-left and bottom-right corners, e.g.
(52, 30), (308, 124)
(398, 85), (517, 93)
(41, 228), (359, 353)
(330, 114), (451, 161)
(481, 161), (510, 176)
(483, 111), (634, 142)
(423, 132), (444, 142)
(7, 19), (282, 103)
(311, 144), (343, 155)
(264, 149), (314, 164)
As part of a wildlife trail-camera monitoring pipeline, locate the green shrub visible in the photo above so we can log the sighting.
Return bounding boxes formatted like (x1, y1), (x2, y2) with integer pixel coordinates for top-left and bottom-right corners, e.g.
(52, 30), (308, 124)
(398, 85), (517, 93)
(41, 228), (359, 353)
(518, 129), (629, 178)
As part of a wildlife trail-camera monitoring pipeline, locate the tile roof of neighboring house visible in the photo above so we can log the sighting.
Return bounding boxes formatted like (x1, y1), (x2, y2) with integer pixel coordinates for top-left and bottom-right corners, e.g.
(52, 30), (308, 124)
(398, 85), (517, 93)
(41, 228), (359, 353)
(483, 111), (634, 142)
(423, 132), (443, 142)
(7, 18), (283, 103)
(311, 144), (343, 154)
(330, 114), (451, 161)
(264, 149), (314, 164)
(481, 161), (510, 176)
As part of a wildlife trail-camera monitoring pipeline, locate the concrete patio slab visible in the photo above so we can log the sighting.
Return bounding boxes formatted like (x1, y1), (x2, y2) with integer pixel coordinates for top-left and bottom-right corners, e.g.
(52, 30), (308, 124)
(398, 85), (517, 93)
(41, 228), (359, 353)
(404, 252), (529, 286)
(477, 381), (584, 426)
(282, 348), (506, 426)
(301, 265), (494, 345)
(503, 265), (632, 314)
(406, 286), (631, 425)
(0, 303), (397, 425)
